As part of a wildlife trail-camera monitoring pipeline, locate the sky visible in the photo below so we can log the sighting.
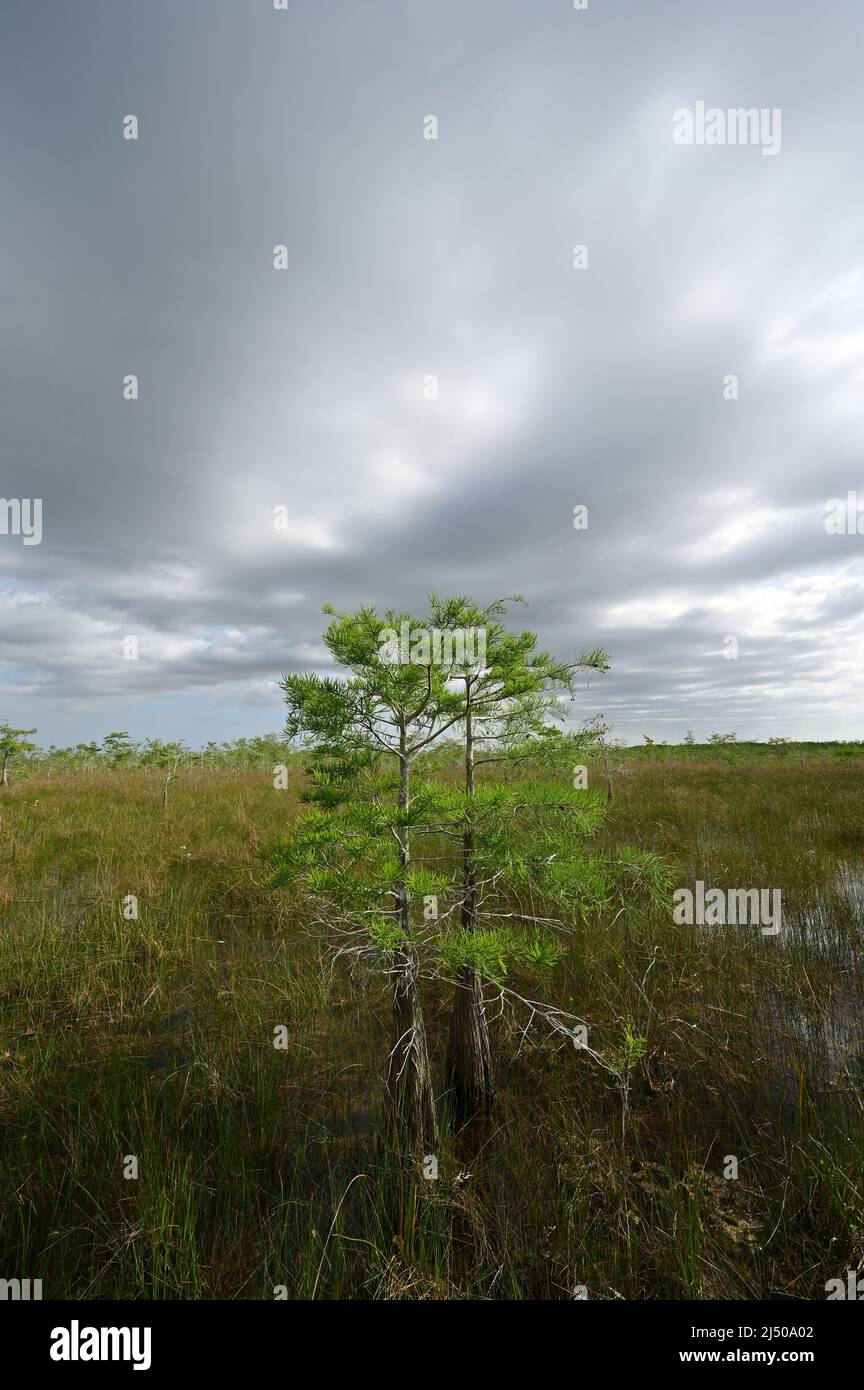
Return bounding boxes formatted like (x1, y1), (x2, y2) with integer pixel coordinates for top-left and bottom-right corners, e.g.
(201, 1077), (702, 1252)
(1, 0), (862, 749)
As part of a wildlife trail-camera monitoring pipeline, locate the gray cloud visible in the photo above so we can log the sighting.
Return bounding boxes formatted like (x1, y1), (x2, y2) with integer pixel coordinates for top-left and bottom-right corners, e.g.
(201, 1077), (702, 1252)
(1, 0), (862, 745)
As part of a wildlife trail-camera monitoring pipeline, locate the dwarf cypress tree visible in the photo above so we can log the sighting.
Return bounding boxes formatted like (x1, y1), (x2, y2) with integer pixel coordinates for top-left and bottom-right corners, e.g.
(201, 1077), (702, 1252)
(268, 599), (673, 1150)
(0, 722), (37, 787)
(427, 595), (611, 1118)
(267, 604), (464, 1155)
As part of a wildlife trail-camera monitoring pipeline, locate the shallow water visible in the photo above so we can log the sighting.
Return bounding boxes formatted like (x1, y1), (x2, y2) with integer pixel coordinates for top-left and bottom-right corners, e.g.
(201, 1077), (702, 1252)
(762, 861), (864, 1114)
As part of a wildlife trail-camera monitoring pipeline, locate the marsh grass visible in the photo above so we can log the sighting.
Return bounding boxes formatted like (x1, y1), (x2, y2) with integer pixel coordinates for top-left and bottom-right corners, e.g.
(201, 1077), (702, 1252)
(0, 755), (862, 1298)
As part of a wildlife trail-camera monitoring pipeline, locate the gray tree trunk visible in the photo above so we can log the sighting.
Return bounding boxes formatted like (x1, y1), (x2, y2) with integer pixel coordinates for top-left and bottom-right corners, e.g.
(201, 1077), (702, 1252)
(388, 944), (438, 1154)
(386, 728), (438, 1154)
(601, 740), (613, 802)
(446, 700), (494, 1118)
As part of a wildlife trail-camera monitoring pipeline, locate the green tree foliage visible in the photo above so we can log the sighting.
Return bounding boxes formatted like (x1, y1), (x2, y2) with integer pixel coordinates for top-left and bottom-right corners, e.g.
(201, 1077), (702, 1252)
(266, 597), (674, 1147)
(270, 603), (467, 1153)
(426, 593), (610, 1115)
(21, 732), (295, 774)
(0, 721), (37, 787)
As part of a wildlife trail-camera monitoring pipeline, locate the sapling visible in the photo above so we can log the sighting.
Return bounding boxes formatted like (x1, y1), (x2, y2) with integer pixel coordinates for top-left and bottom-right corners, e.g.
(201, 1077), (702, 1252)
(141, 740), (189, 808)
(427, 594), (610, 1119)
(0, 722), (37, 788)
(101, 731), (138, 767)
(585, 714), (615, 803)
(267, 604), (464, 1154)
(268, 600), (675, 1149)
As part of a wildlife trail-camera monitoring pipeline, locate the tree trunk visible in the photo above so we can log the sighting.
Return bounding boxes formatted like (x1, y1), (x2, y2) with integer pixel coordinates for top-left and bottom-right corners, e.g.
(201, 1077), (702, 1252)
(448, 965), (493, 1118)
(388, 945), (438, 1155)
(1, 751), (8, 787)
(387, 731), (438, 1154)
(446, 700), (494, 1119)
(601, 740), (613, 802)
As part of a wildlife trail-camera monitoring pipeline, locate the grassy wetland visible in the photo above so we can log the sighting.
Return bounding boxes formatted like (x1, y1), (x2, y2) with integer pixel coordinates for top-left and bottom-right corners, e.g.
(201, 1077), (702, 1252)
(1, 740), (862, 1300)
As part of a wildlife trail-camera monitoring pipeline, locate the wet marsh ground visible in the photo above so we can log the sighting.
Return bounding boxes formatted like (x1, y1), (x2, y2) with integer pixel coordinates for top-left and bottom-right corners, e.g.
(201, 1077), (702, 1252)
(0, 749), (862, 1299)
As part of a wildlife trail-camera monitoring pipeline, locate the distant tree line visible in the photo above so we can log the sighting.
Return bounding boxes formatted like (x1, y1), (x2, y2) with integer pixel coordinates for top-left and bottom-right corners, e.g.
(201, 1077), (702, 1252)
(3, 722), (861, 789)
(1, 730), (298, 781)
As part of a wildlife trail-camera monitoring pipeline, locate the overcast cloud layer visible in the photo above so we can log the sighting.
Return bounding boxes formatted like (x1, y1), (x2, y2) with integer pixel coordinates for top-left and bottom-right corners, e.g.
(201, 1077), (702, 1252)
(1, 0), (862, 747)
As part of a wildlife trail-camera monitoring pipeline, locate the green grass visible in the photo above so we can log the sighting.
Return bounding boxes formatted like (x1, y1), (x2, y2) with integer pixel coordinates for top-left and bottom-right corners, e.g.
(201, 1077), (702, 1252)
(0, 754), (862, 1299)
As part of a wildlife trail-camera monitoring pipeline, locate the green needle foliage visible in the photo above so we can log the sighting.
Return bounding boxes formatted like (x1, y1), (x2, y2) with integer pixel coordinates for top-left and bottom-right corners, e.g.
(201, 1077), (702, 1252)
(426, 593), (610, 1116)
(0, 720), (37, 787)
(269, 603), (468, 1155)
(266, 597), (674, 1151)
